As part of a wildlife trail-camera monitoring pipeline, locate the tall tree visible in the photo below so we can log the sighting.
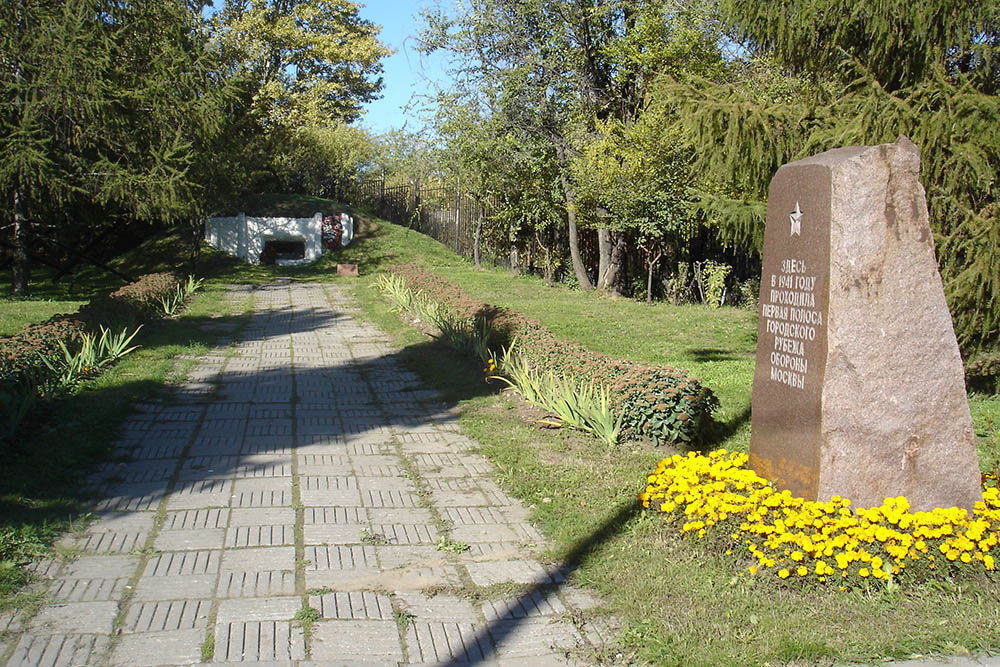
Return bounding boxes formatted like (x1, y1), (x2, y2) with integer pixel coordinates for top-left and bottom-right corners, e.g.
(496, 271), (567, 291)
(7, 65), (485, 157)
(214, 0), (390, 128)
(1, 0), (232, 295)
(665, 0), (1000, 349)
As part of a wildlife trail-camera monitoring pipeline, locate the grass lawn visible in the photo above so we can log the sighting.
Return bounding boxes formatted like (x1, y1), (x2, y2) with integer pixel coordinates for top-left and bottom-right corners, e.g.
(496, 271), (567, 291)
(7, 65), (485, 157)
(0, 298), (88, 336)
(341, 217), (1000, 664)
(2, 205), (998, 664)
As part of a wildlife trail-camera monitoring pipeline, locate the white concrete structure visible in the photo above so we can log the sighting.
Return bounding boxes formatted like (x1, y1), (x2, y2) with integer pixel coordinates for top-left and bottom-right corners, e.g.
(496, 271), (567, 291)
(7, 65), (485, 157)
(205, 212), (354, 267)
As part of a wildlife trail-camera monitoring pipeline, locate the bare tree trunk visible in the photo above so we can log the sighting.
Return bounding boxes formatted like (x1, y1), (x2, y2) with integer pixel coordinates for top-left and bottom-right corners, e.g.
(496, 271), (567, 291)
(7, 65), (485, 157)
(597, 228), (611, 286)
(473, 204), (482, 268)
(599, 232), (627, 295)
(11, 187), (30, 297)
(555, 145), (592, 290)
(508, 218), (520, 274)
(646, 250), (663, 305)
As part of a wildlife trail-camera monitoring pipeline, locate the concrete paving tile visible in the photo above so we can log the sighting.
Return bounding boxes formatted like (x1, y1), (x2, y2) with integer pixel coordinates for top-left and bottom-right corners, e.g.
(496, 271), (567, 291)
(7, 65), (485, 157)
(90, 460), (177, 484)
(450, 524), (523, 544)
(302, 524), (367, 545)
(188, 435), (243, 456)
(147, 550), (221, 577)
(94, 483), (168, 512)
(393, 592), (479, 623)
(166, 479), (232, 510)
(405, 621), (492, 663)
(230, 478), (293, 507)
(29, 601), (119, 635)
(371, 523), (438, 545)
(59, 554), (140, 580)
(178, 456), (240, 480)
(229, 507), (294, 526)
(488, 617), (584, 661)
(296, 453), (351, 474)
(355, 476), (416, 492)
(7, 632), (110, 667)
(216, 570), (296, 598)
(428, 489), (491, 507)
(234, 454), (293, 478)
(214, 620), (305, 661)
(217, 596), (300, 622)
(226, 524), (295, 548)
(374, 545), (443, 570)
(1, 610), (23, 632)
(465, 543), (527, 559)
(306, 545), (377, 570)
(221, 546), (295, 573)
(48, 574), (129, 603)
(360, 507), (426, 524)
(163, 508), (228, 530)
(110, 628), (205, 666)
(132, 574), (217, 600)
(299, 475), (362, 506)
(309, 620), (403, 662)
(308, 591), (393, 620)
(240, 435), (293, 455)
(362, 489), (421, 508)
(480, 588), (568, 621)
(155, 528), (227, 551)
(122, 599), (212, 632)
(303, 506), (366, 524)
(465, 560), (554, 587)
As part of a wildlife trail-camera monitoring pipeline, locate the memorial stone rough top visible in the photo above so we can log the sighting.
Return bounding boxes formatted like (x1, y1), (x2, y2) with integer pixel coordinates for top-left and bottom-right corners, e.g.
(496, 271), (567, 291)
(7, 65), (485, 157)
(748, 136), (982, 512)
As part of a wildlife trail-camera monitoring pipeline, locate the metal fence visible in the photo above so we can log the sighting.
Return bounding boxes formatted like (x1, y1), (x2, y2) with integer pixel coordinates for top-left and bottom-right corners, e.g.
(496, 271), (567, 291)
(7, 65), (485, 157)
(353, 177), (508, 267)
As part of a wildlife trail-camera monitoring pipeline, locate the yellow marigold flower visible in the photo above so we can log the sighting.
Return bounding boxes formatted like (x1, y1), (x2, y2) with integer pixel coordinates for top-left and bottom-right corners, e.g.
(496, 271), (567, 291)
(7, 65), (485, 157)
(859, 568), (870, 578)
(779, 569), (790, 579)
(985, 555), (995, 571)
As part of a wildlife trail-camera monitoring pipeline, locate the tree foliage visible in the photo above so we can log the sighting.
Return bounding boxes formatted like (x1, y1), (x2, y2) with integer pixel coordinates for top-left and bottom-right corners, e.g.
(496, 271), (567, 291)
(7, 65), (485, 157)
(1, 0), (391, 294)
(664, 0), (1000, 349)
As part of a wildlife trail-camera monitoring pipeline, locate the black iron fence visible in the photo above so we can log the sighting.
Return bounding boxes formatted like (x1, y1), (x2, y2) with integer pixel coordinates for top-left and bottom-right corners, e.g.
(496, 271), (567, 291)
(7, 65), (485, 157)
(353, 177), (508, 267)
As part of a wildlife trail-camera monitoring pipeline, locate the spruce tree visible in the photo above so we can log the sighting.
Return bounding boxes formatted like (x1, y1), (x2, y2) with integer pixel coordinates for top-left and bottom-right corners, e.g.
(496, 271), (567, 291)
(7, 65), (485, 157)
(663, 0), (999, 351)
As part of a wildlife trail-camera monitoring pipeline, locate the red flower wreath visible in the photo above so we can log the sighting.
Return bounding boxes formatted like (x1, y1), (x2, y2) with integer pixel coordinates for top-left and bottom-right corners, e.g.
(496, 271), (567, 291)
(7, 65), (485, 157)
(321, 215), (343, 249)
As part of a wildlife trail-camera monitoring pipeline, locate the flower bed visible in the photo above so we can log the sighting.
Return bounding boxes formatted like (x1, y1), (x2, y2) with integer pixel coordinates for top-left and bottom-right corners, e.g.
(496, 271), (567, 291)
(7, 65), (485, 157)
(639, 450), (1000, 586)
(1, 272), (181, 390)
(388, 263), (718, 445)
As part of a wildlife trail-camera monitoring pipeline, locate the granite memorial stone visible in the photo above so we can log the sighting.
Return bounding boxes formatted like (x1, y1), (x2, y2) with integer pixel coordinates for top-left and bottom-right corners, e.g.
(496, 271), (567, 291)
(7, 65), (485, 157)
(749, 136), (981, 511)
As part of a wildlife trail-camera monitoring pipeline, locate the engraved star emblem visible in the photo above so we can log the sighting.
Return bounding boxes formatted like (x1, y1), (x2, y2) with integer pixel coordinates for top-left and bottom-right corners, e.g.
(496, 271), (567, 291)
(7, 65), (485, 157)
(789, 201), (803, 236)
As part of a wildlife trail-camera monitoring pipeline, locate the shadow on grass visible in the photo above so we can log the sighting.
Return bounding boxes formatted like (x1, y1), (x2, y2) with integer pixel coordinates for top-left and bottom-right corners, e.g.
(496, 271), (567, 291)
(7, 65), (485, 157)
(685, 347), (754, 363)
(701, 404), (753, 449)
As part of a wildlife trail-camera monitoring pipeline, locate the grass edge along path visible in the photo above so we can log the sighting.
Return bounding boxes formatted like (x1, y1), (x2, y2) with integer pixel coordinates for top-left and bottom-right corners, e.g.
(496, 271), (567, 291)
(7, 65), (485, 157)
(344, 229), (1000, 665)
(0, 283), (254, 623)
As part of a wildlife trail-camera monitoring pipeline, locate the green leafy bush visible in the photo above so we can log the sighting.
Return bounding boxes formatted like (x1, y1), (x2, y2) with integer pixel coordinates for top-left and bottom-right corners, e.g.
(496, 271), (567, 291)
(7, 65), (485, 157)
(386, 264), (717, 445)
(0, 318), (85, 388)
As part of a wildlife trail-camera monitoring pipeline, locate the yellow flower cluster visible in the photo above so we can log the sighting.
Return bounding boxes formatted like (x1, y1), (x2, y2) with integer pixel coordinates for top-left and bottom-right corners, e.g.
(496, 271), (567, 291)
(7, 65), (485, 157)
(639, 450), (1000, 585)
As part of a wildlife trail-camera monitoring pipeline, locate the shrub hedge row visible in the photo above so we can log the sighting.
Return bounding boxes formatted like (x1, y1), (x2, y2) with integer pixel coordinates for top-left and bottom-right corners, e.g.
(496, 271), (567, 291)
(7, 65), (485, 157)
(389, 263), (719, 445)
(0, 272), (180, 389)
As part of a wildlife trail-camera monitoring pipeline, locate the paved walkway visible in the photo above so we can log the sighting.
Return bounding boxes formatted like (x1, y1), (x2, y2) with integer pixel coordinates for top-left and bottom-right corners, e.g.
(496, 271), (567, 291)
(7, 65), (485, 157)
(0, 282), (614, 666)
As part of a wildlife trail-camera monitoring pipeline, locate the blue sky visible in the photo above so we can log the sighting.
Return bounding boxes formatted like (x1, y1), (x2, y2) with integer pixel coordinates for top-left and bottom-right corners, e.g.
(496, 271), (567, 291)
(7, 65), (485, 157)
(356, 1), (453, 135)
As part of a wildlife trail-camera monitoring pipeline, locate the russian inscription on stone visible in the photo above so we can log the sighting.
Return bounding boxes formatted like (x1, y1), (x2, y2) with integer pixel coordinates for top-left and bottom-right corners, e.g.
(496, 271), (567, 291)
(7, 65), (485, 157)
(749, 136), (981, 511)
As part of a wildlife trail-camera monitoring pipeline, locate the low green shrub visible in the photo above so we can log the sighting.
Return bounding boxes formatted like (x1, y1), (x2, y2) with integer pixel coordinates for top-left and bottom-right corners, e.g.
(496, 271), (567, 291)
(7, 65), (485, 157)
(966, 351), (1000, 394)
(385, 264), (717, 445)
(494, 346), (623, 445)
(0, 272), (186, 445)
(0, 318), (85, 388)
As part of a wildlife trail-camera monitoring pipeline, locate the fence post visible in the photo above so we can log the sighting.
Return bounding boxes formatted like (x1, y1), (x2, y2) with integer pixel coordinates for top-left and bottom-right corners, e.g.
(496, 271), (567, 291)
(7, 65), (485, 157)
(379, 169), (386, 217)
(454, 179), (461, 253)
